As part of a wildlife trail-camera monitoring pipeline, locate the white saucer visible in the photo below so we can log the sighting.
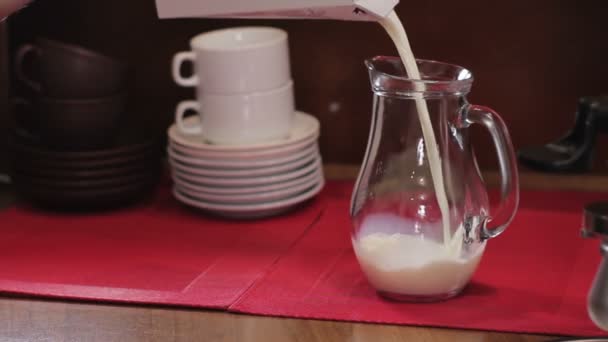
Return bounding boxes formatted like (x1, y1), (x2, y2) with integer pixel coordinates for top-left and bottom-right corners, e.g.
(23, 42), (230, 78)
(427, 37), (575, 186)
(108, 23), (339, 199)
(169, 149), (318, 178)
(173, 179), (325, 219)
(172, 156), (322, 187)
(168, 111), (320, 152)
(175, 173), (324, 204)
(173, 167), (323, 196)
(168, 143), (318, 169)
(169, 146), (319, 177)
(170, 133), (319, 160)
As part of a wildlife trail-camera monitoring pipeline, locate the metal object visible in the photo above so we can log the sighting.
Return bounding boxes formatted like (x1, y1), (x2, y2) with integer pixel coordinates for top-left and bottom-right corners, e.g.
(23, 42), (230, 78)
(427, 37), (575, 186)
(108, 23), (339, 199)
(582, 201), (608, 331)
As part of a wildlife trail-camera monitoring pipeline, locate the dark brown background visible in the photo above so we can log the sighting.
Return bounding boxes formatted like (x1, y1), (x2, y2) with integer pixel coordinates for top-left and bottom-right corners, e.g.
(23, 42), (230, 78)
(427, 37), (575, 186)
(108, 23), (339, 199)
(0, 23), (9, 174)
(2, 0), (608, 171)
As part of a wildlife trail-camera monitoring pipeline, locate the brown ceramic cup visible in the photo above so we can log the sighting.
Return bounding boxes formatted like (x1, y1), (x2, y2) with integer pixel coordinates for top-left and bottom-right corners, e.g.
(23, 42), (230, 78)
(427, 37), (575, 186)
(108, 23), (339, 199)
(15, 38), (128, 98)
(16, 93), (127, 150)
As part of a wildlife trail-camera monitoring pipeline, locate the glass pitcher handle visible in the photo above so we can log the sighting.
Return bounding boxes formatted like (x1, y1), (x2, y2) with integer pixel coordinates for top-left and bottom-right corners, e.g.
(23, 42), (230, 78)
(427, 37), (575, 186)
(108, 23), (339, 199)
(466, 105), (520, 240)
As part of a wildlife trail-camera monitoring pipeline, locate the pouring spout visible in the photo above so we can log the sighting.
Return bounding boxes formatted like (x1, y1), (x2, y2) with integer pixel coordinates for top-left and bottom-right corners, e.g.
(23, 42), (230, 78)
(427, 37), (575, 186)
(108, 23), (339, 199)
(355, 0), (399, 19)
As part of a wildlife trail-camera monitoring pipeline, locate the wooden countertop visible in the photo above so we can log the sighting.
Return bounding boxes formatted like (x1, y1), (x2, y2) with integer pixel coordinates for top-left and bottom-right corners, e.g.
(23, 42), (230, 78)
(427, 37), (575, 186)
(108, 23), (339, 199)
(1, 166), (602, 341)
(0, 297), (555, 341)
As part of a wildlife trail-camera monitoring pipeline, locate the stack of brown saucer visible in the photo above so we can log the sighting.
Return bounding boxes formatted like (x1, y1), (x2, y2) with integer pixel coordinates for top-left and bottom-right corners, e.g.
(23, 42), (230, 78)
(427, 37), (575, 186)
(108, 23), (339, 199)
(9, 129), (162, 210)
(10, 38), (162, 210)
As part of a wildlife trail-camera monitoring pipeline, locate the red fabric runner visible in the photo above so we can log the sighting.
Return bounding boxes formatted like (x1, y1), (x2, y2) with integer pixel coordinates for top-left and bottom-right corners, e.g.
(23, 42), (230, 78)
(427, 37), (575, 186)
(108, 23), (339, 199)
(0, 180), (606, 337)
(231, 200), (604, 337)
(0, 180), (323, 309)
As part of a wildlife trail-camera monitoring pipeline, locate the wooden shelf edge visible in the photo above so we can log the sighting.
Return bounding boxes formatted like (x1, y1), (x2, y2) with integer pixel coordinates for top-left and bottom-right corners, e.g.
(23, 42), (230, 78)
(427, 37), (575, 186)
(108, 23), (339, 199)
(323, 164), (608, 192)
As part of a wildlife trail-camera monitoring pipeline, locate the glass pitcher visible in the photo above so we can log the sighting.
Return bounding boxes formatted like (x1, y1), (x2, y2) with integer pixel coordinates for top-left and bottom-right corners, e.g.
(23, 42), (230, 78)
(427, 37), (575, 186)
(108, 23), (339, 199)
(350, 56), (519, 302)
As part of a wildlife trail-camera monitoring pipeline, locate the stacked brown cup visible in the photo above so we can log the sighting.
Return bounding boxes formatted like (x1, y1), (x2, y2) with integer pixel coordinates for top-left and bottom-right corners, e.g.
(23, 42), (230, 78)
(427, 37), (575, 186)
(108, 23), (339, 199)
(9, 38), (162, 210)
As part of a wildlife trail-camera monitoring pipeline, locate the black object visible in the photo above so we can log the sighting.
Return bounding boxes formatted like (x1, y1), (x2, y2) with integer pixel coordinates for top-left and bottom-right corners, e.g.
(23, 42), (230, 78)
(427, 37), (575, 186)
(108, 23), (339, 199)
(518, 96), (608, 173)
(583, 201), (608, 238)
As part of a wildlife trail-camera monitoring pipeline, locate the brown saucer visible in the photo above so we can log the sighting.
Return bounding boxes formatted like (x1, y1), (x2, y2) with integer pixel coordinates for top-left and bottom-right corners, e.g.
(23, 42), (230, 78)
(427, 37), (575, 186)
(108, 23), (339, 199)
(11, 146), (160, 170)
(14, 176), (160, 211)
(11, 161), (154, 180)
(12, 169), (157, 189)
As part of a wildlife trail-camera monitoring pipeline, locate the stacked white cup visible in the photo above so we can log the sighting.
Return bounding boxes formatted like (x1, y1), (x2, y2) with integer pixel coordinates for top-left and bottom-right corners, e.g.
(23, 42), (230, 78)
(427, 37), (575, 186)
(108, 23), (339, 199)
(169, 27), (324, 219)
(173, 26), (294, 145)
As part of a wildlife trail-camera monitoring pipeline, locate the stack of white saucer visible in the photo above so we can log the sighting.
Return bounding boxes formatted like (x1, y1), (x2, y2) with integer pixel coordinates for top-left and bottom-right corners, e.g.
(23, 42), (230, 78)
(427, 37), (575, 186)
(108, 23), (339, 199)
(167, 112), (324, 219)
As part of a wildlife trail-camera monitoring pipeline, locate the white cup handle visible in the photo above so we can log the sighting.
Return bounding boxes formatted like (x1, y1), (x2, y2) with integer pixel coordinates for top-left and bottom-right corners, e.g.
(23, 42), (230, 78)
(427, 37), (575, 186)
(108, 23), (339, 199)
(172, 51), (198, 87)
(175, 101), (202, 135)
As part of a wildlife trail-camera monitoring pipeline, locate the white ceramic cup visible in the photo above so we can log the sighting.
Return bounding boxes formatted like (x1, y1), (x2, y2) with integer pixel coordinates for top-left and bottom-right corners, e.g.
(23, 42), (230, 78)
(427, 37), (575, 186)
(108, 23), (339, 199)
(175, 81), (294, 145)
(172, 26), (290, 94)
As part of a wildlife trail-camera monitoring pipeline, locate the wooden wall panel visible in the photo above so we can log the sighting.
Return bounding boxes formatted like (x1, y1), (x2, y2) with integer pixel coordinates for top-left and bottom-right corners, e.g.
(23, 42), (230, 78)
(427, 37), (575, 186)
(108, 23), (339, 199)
(6, 0), (608, 170)
(0, 22), (9, 175)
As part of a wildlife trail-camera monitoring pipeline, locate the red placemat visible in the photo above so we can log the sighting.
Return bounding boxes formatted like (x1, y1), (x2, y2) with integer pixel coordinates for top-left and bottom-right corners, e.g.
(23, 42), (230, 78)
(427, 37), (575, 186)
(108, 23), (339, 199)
(231, 188), (608, 337)
(1, 179), (607, 336)
(0, 181), (324, 309)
